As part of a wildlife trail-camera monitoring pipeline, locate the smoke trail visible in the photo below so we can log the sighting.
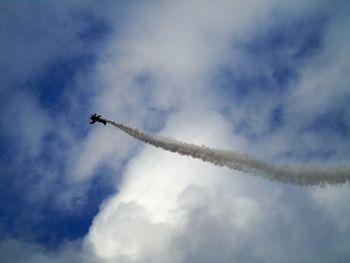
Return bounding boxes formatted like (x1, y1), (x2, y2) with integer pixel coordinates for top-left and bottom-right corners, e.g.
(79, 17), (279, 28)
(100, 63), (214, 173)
(105, 118), (349, 186)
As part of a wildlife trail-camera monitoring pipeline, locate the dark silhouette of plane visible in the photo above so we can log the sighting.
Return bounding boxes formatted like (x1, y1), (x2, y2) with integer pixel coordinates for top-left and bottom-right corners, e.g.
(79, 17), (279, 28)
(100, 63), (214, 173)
(90, 113), (107, 125)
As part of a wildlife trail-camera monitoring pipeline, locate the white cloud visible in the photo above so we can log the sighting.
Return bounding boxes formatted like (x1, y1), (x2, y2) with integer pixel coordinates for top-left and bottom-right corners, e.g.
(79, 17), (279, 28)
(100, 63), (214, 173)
(85, 111), (247, 261)
(2, 0), (350, 262)
(310, 184), (350, 232)
(73, 0), (277, 179)
(286, 4), (350, 121)
(81, 0), (350, 262)
(72, 127), (136, 180)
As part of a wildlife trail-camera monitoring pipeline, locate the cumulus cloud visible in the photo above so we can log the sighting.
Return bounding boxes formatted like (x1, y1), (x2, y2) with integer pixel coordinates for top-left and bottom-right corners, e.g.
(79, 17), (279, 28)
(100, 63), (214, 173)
(86, 112), (246, 262)
(1, 0), (350, 262)
(82, 0), (350, 262)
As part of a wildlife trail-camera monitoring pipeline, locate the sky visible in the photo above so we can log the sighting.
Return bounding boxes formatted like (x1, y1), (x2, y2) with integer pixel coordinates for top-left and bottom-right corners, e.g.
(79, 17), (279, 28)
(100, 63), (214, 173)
(0, 0), (349, 262)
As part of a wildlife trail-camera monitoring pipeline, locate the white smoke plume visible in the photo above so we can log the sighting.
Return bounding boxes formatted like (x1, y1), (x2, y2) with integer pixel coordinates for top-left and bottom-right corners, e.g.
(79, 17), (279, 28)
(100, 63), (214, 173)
(105, 118), (349, 186)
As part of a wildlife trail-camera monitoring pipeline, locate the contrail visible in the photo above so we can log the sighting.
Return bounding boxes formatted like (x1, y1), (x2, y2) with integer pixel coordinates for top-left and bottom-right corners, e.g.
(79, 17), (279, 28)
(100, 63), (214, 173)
(104, 118), (349, 186)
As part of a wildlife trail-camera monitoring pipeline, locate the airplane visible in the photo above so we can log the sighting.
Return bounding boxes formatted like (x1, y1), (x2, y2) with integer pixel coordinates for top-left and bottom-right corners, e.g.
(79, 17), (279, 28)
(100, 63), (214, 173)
(90, 113), (107, 125)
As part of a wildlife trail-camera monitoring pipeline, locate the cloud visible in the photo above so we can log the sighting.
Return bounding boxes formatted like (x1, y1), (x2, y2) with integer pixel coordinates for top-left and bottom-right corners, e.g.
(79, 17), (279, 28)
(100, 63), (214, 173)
(0, 0), (122, 246)
(0, 238), (98, 263)
(82, 0), (350, 262)
(72, 0), (280, 179)
(86, 111), (246, 261)
(1, 0), (350, 262)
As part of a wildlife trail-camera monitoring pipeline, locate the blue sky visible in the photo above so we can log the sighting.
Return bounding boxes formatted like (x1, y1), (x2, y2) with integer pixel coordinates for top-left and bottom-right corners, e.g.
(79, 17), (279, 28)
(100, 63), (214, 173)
(0, 1), (349, 262)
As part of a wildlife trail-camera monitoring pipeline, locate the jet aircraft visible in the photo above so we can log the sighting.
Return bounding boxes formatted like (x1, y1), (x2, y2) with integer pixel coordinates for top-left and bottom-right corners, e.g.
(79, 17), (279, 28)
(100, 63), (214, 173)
(90, 113), (107, 125)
